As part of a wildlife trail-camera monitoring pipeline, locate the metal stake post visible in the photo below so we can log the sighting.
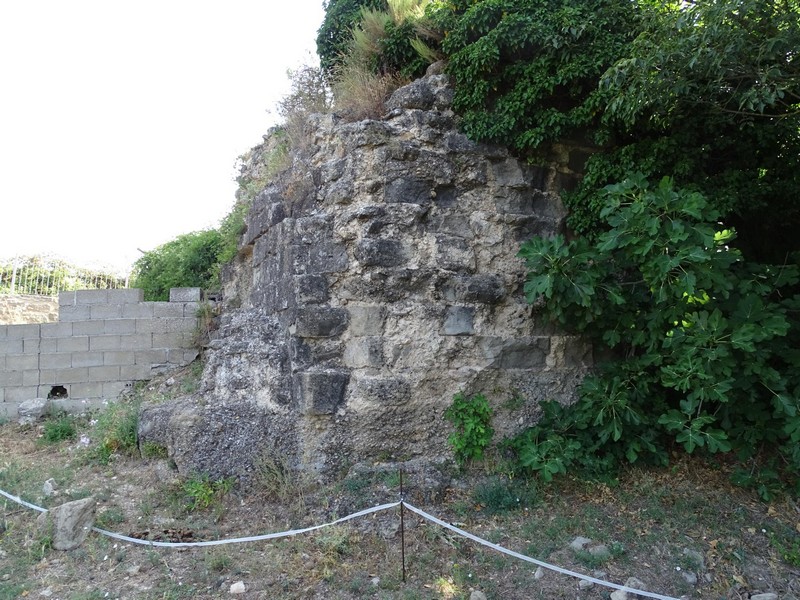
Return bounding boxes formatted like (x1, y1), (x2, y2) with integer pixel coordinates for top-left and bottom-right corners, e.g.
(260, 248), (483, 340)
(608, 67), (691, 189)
(400, 468), (406, 583)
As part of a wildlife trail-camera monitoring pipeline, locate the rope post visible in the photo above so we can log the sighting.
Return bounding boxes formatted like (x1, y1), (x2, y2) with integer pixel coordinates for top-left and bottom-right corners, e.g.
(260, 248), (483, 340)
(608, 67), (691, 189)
(399, 468), (406, 583)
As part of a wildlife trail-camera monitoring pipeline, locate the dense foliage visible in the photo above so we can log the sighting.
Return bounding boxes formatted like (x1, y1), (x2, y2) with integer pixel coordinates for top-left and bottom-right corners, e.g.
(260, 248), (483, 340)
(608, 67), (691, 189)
(317, 0), (386, 77)
(131, 230), (222, 301)
(434, 0), (800, 494)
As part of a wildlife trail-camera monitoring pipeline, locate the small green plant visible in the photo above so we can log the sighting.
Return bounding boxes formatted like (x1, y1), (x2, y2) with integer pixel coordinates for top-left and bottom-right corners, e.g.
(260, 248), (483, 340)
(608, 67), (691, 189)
(41, 413), (77, 444)
(86, 400), (140, 464)
(444, 392), (494, 465)
(140, 441), (168, 459)
(472, 477), (536, 514)
(181, 474), (234, 512)
(770, 530), (800, 567)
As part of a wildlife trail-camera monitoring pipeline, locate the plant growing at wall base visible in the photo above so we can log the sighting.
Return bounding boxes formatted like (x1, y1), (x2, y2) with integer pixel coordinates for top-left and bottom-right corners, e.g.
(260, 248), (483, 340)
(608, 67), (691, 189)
(514, 175), (800, 496)
(444, 392), (494, 465)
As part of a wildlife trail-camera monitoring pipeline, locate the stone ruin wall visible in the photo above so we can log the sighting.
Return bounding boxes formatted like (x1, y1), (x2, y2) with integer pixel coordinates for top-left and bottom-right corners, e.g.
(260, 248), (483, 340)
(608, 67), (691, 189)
(139, 72), (594, 481)
(0, 288), (200, 419)
(0, 294), (59, 325)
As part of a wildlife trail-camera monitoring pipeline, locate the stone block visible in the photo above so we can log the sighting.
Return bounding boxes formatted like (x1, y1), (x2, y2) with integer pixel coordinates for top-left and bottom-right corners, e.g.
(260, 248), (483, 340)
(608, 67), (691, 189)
(87, 365), (120, 381)
(38, 370), (57, 385)
(153, 302), (184, 317)
(167, 317), (197, 333)
(17, 398), (50, 424)
(103, 351), (135, 366)
(152, 332), (191, 349)
(40, 353), (72, 369)
(0, 371), (19, 389)
(23, 370), (40, 386)
(435, 234), (475, 272)
(355, 239), (407, 268)
(121, 364), (154, 380)
(40, 338), (57, 353)
(0, 339), (23, 354)
(135, 349), (168, 365)
(183, 301), (200, 317)
(7, 354), (39, 371)
(72, 320), (105, 335)
(103, 319), (136, 334)
(58, 291), (76, 306)
(122, 303), (154, 318)
(71, 352), (104, 368)
(23, 338), (40, 354)
(487, 337), (550, 369)
(56, 368), (89, 384)
(462, 275), (506, 304)
(103, 381), (130, 398)
(296, 275), (329, 304)
(344, 337), (383, 368)
(75, 290), (108, 305)
(7, 324), (40, 339)
(294, 307), (349, 338)
(70, 382), (103, 399)
(58, 304), (91, 322)
(348, 305), (386, 336)
(352, 375), (411, 405)
(89, 335), (121, 351)
(107, 289), (144, 303)
(0, 325), (6, 339)
(41, 322), (73, 338)
(293, 370), (350, 415)
(442, 306), (475, 336)
(385, 177), (432, 204)
(90, 304), (123, 319)
(307, 243), (349, 274)
(126, 333), (154, 350)
(58, 336), (90, 353)
(169, 288), (201, 302)
(6, 387), (40, 402)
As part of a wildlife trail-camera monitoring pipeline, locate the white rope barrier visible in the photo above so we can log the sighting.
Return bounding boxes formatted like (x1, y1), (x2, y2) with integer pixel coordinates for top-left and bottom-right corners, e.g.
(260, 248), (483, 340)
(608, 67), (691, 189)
(1, 486), (679, 599)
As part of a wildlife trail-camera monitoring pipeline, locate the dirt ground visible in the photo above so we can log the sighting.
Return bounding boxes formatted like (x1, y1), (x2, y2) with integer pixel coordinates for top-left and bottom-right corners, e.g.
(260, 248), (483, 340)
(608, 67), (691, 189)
(2, 393), (800, 600)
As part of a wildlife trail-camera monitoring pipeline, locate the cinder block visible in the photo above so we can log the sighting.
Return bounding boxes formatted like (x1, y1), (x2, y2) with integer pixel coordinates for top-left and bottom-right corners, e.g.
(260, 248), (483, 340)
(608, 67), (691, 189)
(168, 317), (198, 333)
(0, 388), (4, 403)
(71, 352), (104, 368)
(103, 351), (135, 366)
(152, 332), (191, 349)
(103, 319), (136, 334)
(169, 287), (201, 302)
(135, 319), (157, 334)
(38, 370), (58, 385)
(56, 367), (89, 384)
(122, 303), (154, 318)
(51, 398), (105, 414)
(41, 322), (73, 338)
(183, 302), (200, 317)
(73, 320), (105, 336)
(6, 354), (38, 371)
(7, 324), (40, 339)
(75, 290), (108, 305)
(0, 371), (23, 386)
(5, 387), (39, 402)
(126, 333), (154, 350)
(40, 338), (57, 353)
(0, 339), (23, 354)
(89, 335), (121, 351)
(22, 338), (40, 354)
(153, 302), (184, 318)
(121, 364), (154, 380)
(58, 304), (91, 322)
(40, 353), (72, 370)
(90, 304), (123, 319)
(58, 291), (76, 306)
(23, 370), (40, 386)
(0, 325), (7, 340)
(167, 348), (191, 365)
(57, 336), (90, 353)
(70, 382), (104, 399)
(107, 289), (144, 304)
(103, 381), (129, 398)
(87, 365), (120, 381)
(135, 349), (167, 365)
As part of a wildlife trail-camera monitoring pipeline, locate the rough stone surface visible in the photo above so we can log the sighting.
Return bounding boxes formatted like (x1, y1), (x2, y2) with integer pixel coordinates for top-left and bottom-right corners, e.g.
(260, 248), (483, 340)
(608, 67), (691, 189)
(18, 398), (50, 425)
(143, 72), (591, 480)
(0, 294), (58, 325)
(37, 496), (96, 551)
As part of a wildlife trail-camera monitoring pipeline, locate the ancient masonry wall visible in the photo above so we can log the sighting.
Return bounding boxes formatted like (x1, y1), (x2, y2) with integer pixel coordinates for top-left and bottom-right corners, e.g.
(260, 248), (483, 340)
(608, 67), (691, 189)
(0, 288), (200, 418)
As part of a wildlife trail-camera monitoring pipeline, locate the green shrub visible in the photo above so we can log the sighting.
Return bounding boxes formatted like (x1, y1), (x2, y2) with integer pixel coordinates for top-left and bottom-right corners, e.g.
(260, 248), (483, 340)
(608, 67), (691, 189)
(514, 176), (800, 495)
(443, 392), (494, 465)
(87, 400), (141, 465)
(181, 474), (234, 512)
(131, 229), (222, 301)
(41, 413), (77, 444)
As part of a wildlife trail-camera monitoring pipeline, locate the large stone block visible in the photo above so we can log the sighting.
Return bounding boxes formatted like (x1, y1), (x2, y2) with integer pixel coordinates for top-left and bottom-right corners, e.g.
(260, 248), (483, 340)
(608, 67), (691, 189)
(294, 307), (349, 338)
(296, 275), (330, 305)
(107, 289), (144, 304)
(344, 337), (383, 368)
(57, 336), (90, 353)
(169, 288), (201, 302)
(75, 290), (108, 305)
(348, 305), (386, 336)
(294, 370), (350, 415)
(442, 306), (475, 336)
(90, 304), (123, 319)
(89, 335), (121, 351)
(103, 319), (137, 334)
(6, 354), (38, 371)
(72, 320), (105, 335)
(71, 352), (104, 368)
(355, 239), (407, 268)
(58, 305), (91, 322)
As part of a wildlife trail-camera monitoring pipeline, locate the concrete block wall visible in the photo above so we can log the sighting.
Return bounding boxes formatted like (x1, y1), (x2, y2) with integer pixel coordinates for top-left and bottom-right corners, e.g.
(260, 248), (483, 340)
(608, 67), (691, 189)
(0, 288), (201, 418)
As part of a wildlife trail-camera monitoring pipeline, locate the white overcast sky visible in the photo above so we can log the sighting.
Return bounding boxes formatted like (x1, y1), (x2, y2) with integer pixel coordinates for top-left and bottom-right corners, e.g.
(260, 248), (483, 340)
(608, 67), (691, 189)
(0, 0), (325, 274)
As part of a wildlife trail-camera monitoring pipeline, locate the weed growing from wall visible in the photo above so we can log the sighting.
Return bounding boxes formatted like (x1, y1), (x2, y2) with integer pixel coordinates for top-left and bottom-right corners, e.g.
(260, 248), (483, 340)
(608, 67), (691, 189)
(444, 392), (494, 466)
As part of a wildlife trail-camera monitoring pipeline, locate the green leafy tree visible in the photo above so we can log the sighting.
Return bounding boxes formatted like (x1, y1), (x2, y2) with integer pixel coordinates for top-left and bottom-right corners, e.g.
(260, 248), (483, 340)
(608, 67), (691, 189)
(132, 230), (222, 301)
(317, 0), (386, 77)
